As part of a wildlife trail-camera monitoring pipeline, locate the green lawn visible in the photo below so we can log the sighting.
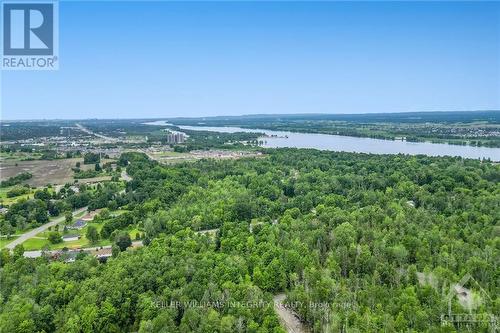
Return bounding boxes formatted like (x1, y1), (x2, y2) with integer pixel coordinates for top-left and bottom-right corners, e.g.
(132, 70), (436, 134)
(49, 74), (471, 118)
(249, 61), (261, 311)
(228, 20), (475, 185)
(22, 237), (50, 250)
(23, 229), (110, 251)
(0, 236), (19, 249)
(21, 215), (140, 251)
(128, 227), (142, 240)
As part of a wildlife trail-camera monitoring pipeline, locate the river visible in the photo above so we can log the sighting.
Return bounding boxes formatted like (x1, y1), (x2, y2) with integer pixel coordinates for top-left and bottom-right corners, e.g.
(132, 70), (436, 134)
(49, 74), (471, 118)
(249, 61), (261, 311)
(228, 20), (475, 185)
(145, 121), (500, 161)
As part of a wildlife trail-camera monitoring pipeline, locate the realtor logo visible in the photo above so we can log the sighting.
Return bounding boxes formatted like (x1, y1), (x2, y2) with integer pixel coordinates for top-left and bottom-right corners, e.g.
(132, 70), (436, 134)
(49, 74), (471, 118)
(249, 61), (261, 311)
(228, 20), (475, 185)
(2, 1), (58, 70)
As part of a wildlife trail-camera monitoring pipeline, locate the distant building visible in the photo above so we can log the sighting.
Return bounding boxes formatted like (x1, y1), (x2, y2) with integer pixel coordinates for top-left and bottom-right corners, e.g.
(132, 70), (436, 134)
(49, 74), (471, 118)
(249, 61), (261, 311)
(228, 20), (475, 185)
(166, 132), (185, 144)
(69, 185), (80, 193)
(93, 247), (113, 259)
(59, 251), (79, 263)
(62, 234), (80, 242)
(24, 251), (42, 258)
(69, 219), (87, 230)
(81, 209), (101, 222)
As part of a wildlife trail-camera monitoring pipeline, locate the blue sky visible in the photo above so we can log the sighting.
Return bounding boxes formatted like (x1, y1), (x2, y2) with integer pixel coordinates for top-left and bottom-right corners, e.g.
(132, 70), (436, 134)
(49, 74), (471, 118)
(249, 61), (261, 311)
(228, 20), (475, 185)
(1, 1), (499, 120)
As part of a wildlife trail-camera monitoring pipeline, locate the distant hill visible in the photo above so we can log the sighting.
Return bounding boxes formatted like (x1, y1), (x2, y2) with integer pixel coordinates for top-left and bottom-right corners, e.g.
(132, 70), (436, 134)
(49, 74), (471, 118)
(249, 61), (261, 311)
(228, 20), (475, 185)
(166, 110), (500, 126)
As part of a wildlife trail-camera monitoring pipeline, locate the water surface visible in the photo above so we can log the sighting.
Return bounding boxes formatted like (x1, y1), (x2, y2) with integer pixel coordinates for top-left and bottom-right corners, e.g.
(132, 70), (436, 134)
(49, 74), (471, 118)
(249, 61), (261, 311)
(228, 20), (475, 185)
(146, 121), (500, 161)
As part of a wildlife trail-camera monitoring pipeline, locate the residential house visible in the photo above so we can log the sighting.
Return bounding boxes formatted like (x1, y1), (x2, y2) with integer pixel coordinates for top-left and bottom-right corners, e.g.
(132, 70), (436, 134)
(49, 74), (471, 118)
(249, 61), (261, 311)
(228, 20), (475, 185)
(62, 234), (80, 242)
(69, 219), (87, 230)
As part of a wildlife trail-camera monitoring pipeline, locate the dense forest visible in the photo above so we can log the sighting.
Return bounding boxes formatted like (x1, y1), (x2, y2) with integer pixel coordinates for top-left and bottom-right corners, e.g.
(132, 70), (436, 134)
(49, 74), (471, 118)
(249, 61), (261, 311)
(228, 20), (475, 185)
(1, 149), (498, 332)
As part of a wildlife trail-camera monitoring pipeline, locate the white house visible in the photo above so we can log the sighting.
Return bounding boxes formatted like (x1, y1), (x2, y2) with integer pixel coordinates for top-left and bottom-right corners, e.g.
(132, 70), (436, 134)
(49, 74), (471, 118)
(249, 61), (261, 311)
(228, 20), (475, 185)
(62, 234), (80, 242)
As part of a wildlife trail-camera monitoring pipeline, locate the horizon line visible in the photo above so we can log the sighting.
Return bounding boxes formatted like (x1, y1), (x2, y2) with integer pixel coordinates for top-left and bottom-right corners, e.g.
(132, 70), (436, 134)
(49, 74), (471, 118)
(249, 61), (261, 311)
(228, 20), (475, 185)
(2, 109), (499, 122)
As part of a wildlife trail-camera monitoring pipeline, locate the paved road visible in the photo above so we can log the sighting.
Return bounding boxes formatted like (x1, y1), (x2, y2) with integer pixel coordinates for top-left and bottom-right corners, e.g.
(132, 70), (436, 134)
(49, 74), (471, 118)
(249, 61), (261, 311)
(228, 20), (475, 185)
(75, 123), (118, 142)
(5, 206), (88, 250)
(23, 240), (143, 258)
(83, 240), (143, 251)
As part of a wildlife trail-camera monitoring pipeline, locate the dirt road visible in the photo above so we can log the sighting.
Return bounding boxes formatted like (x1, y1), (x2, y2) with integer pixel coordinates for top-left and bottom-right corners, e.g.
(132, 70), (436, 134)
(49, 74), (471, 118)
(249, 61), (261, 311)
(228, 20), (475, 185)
(273, 293), (309, 333)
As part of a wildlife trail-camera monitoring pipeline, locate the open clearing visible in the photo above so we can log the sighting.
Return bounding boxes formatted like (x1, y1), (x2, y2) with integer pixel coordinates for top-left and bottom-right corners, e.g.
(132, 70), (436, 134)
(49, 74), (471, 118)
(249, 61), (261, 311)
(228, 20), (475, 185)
(0, 158), (116, 187)
(0, 186), (35, 205)
(0, 158), (80, 186)
(144, 149), (264, 164)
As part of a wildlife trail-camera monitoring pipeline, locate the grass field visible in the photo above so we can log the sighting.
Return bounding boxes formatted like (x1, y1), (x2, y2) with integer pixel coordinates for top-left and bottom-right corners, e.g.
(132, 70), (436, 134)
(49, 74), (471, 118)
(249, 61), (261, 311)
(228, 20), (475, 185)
(0, 151), (44, 162)
(147, 151), (198, 164)
(22, 237), (49, 250)
(0, 236), (19, 248)
(0, 186), (34, 205)
(0, 186), (58, 206)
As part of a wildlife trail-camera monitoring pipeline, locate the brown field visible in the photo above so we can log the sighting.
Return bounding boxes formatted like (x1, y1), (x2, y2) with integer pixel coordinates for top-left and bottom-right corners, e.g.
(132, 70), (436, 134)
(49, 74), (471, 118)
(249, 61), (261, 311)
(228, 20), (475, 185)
(0, 158), (115, 187)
